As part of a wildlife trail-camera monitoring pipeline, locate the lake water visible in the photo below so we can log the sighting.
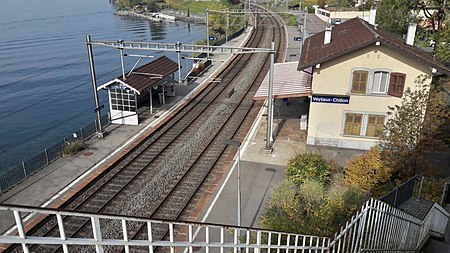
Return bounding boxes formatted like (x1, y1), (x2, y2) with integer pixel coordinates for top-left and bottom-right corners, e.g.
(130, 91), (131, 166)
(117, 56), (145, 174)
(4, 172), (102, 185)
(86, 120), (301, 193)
(0, 0), (205, 172)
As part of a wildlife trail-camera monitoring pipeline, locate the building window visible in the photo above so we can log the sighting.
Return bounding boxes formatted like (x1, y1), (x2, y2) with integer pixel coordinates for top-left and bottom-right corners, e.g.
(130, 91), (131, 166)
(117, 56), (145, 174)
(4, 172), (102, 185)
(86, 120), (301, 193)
(366, 115), (385, 137)
(109, 89), (136, 112)
(351, 70), (368, 94)
(371, 71), (389, 94)
(343, 112), (386, 137)
(344, 113), (363, 136)
(388, 72), (406, 97)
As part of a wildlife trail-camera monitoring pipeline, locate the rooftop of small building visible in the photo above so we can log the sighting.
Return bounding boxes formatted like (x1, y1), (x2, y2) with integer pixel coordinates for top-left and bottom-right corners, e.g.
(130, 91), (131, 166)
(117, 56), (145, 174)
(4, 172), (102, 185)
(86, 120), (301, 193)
(298, 18), (450, 76)
(98, 56), (179, 94)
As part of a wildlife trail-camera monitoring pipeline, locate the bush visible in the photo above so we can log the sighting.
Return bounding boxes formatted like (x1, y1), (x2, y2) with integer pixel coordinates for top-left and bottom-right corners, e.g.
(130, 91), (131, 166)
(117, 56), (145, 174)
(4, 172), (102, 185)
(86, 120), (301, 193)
(260, 180), (303, 233)
(286, 152), (331, 186)
(261, 178), (364, 237)
(344, 146), (392, 192)
(62, 140), (86, 156)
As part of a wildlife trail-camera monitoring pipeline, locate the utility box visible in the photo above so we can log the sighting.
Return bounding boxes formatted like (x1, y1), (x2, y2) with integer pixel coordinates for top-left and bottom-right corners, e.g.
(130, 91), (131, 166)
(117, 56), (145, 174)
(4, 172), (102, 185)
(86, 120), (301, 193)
(300, 114), (308, 130)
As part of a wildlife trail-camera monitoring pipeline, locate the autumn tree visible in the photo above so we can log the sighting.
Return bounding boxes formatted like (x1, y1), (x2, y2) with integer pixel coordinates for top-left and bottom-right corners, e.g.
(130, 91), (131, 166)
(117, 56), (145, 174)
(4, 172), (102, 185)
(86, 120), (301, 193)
(344, 145), (392, 192)
(380, 75), (450, 179)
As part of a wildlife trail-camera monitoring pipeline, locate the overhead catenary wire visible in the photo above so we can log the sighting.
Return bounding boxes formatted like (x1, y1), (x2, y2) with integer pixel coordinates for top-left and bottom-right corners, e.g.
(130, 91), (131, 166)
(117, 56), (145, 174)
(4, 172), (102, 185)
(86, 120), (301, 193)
(0, 31), (205, 90)
(0, 48), (116, 89)
(0, 98), (110, 155)
(0, 34), (205, 151)
(0, 60), (138, 121)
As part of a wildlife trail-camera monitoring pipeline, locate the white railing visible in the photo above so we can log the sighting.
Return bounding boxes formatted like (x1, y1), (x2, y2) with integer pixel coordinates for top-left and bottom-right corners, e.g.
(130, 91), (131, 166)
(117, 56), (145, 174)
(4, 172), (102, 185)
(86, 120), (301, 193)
(0, 204), (330, 253)
(328, 198), (449, 253)
(0, 198), (447, 253)
(418, 202), (449, 243)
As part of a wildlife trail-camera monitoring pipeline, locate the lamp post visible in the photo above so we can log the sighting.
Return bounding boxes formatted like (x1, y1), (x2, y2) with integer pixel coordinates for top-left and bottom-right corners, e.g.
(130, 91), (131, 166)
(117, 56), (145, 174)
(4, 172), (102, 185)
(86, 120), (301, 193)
(224, 139), (242, 229)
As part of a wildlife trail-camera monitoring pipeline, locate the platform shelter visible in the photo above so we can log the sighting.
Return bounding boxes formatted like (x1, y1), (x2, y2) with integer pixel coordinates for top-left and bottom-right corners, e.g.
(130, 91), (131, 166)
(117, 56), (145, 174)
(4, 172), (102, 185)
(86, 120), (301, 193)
(98, 56), (178, 125)
(254, 61), (312, 100)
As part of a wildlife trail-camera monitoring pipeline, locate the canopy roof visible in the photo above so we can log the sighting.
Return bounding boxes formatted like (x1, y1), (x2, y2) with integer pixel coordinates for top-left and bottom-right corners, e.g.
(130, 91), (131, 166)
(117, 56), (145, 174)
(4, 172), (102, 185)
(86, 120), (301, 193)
(254, 62), (312, 100)
(98, 56), (179, 95)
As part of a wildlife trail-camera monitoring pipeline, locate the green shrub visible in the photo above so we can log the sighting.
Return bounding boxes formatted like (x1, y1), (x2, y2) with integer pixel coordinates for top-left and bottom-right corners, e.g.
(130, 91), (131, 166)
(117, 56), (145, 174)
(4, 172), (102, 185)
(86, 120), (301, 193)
(62, 140), (86, 156)
(286, 152), (331, 186)
(260, 180), (303, 233)
(261, 178), (364, 237)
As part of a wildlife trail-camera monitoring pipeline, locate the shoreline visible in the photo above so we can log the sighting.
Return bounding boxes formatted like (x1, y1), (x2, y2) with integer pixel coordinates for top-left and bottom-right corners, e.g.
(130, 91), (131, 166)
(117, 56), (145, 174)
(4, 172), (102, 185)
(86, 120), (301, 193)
(115, 9), (206, 24)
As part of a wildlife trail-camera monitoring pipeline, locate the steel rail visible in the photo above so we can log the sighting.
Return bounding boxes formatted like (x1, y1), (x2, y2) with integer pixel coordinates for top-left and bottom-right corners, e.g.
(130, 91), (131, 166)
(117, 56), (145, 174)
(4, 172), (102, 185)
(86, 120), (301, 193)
(125, 8), (285, 252)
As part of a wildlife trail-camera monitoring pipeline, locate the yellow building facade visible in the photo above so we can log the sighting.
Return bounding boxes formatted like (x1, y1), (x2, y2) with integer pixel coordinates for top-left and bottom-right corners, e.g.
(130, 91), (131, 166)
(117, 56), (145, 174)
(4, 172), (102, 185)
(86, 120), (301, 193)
(307, 45), (433, 149)
(299, 18), (449, 150)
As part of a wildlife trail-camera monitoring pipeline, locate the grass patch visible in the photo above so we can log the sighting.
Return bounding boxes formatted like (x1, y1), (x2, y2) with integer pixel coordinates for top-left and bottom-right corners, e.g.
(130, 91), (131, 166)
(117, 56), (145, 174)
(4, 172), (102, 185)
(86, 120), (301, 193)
(164, 0), (232, 14)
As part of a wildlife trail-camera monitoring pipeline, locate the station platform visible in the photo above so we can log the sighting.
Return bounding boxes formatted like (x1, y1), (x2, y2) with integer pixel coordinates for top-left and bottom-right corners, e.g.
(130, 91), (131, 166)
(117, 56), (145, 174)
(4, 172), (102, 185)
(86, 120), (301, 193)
(0, 24), (317, 236)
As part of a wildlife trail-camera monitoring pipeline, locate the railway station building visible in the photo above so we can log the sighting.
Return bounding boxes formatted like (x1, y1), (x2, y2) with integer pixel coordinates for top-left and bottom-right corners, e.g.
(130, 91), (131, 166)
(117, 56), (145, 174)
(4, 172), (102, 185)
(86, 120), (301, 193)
(98, 56), (178, 125)
(298, 18), (450, 150)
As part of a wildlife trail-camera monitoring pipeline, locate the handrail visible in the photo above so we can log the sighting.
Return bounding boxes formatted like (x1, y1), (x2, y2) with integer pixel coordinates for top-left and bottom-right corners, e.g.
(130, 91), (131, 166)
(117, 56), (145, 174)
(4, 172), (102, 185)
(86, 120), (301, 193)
(328, 197), (449, 252)
(0, 204), (331, 253)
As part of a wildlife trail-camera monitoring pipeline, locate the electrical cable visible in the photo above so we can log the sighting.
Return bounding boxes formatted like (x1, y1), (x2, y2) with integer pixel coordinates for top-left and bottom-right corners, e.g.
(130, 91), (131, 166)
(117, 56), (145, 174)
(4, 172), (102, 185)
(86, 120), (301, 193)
(0, 48), (115, 89)
(0, 60), (136, 120)
(1, 33), (206, 151)
(1, 98), (109, 154)
(0, 32), (204, 90)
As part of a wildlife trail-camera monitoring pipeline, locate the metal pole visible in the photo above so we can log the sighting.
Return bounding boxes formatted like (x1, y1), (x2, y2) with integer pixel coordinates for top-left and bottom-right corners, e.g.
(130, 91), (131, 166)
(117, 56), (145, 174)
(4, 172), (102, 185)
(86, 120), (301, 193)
(206, 9), (210, 59)
(162, 83), (165, 104)
(86, 35), (104, 138)
(302, 7), (307, 48)
(237, 145), (241, 228)
(237, 145), (241, 253)
(149, 90), (153, 114)
(265, 42), (275, 151)
(417, 176), (424, 200)
(440, 182), (448, 206)
(226, 8), (229, 44)
(177, 41), (182, 84)
(119, 40), (126, 80)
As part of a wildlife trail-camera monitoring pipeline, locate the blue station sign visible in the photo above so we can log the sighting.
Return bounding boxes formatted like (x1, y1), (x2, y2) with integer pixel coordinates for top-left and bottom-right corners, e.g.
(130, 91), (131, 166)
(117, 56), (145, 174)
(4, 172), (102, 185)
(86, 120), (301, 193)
(293, 36), (302, 41)
(312, 95), (350, 104)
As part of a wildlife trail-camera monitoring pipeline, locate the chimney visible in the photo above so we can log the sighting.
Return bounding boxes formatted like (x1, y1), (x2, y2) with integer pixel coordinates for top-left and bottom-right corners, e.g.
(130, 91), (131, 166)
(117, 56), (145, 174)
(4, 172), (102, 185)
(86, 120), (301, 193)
(369, 7), (376, 25)
(406, 23), (417, 46)
(324, 27), (332, 45)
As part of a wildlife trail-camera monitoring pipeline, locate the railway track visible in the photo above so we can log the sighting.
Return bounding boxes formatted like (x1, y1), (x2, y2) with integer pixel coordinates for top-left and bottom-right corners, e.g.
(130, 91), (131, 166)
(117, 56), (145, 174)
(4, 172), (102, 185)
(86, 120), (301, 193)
(6, 7), (286, 253)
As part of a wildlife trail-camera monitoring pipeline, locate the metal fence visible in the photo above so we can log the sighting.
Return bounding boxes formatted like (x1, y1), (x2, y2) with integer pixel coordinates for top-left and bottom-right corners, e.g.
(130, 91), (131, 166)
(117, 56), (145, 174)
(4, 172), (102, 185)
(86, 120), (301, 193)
(380, 175), (450, 207)
(381, 176), (417, 207)
(0, 114), (110, 193)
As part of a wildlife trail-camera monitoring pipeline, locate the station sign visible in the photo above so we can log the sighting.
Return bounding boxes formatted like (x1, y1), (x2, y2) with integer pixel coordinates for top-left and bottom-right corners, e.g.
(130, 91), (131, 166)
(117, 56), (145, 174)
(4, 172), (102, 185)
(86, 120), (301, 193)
(293, 36), (302, 41)
(312, 95), (350, 104)
(209, 36), (217, 40)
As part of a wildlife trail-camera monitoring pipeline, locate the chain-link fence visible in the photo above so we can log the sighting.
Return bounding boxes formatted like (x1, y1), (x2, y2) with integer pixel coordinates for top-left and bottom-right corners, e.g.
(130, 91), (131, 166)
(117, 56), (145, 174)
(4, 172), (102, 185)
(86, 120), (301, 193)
(0, 114), (110, 193)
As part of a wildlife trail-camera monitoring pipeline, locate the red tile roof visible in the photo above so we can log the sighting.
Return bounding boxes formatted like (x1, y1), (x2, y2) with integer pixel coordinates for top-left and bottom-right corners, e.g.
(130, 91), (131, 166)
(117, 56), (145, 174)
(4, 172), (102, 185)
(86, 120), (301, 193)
(298, 18), (450, 75)
(118, 56), (179, 94)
